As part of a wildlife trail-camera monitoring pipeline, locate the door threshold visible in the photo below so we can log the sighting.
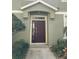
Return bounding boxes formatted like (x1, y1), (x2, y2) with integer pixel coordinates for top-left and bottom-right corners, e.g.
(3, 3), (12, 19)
(30, 43), (47, 44)
(30, 43), (48, 48)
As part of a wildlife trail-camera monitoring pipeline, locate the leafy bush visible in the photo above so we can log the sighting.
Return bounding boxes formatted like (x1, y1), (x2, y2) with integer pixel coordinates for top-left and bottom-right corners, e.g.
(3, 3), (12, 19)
(12, 14), (25, 32)
(12, 40), (29, 59)
(51, 39), (67, 57)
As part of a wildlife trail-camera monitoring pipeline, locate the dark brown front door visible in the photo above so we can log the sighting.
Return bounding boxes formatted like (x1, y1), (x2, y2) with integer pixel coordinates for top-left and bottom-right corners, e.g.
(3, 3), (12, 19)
(32, 21), (45, 43)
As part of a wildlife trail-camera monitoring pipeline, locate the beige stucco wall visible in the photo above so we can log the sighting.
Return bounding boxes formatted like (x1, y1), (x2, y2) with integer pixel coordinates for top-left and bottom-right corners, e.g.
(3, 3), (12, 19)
(12, 14), (64, 47)
(12, 3), (64, 47)
(48, 14), (64, 47)
(12, 13), (30, 43)
(22, 3), (55, 18)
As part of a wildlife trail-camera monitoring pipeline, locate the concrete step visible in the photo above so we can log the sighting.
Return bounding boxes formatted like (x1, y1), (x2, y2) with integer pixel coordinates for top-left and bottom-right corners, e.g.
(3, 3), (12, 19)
(25, 48), (56, 59)
(30, 44), (49, 48)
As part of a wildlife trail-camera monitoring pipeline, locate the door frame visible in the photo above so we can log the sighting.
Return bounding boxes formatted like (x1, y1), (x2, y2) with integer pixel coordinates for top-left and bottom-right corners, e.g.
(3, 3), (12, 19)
(30, 15), (48, 44)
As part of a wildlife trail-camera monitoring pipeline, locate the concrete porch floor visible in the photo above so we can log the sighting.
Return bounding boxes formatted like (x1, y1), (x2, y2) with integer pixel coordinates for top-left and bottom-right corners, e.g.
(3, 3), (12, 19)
(25, 47), (57, 59)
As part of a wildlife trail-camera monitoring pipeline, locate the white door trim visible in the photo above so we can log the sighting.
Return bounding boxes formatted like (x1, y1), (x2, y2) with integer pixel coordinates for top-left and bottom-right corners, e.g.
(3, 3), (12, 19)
(30, 15), (48, 44)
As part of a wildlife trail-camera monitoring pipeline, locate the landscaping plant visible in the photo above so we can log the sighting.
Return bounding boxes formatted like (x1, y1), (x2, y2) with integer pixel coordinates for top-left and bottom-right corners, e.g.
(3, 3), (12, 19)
(12, 40), (29, 59)
(51, 39), (67, 58)
(12, 14), (25, 32)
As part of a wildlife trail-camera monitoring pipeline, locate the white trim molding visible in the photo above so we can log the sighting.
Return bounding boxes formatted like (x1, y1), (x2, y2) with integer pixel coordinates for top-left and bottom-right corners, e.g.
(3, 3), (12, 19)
(12, 10), (23, 13)
(55, 12), (67, 14)
(21, 0), (58, 11)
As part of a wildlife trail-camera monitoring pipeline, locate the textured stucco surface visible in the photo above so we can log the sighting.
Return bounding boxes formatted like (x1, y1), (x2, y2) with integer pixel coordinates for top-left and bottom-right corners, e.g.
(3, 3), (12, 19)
(48, 14), (64, 46)
(12, 0), (66, 47)
(12, 13), (64, 47)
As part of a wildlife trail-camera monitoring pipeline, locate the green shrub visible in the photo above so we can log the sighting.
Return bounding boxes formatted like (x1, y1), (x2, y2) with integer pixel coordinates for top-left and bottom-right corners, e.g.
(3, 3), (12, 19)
(51, 39), (67, 57)
(12, 40), (29, 59)
(12, 14), (25, 32)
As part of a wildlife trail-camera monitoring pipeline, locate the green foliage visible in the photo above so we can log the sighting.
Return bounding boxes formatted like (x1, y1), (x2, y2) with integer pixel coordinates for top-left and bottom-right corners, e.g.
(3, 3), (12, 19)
(12, 40), (29, 59)
(12, 14), (25, 32)
(51, 39), (67, 57)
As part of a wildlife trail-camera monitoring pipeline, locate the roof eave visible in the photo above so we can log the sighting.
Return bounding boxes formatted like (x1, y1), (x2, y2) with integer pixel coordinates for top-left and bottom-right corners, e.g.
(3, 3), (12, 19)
(20, 0), (58, 11)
